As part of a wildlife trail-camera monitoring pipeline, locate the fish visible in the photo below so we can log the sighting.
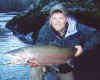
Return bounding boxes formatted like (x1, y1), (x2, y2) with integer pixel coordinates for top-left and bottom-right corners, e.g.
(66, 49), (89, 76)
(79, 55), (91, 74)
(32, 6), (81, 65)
(5, 45), (75, 65)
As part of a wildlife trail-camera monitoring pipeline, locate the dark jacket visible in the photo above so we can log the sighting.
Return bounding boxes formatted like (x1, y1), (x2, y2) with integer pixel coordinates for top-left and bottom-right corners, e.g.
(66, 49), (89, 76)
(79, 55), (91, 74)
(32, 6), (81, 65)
(35, 16), (100, 73)
(36, 16), (100, 53)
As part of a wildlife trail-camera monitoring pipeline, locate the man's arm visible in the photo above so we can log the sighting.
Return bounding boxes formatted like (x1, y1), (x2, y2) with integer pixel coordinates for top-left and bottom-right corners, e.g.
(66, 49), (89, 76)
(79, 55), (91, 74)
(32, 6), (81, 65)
(35, 21), (50, 45)
(78, 24), (100, 52)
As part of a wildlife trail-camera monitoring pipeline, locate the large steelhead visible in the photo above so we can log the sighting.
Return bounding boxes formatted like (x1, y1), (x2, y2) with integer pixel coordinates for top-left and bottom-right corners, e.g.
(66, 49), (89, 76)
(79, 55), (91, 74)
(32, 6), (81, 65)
(6, 45), (75, 65)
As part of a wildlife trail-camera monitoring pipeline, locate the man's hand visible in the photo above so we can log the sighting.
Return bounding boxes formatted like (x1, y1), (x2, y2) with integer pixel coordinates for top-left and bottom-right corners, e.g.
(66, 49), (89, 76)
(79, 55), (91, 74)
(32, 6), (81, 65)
(27, 59), (40, 67)
(74, 45), (83, 57)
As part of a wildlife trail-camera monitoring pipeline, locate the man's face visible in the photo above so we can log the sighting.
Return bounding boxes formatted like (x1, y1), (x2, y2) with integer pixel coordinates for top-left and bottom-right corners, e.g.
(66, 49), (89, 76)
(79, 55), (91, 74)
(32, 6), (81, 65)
(50, 12), (67, 32)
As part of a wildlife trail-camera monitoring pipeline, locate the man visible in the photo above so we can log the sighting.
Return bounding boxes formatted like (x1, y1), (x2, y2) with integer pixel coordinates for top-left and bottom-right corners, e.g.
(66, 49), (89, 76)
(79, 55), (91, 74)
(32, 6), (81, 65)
(34, 3), (100, 80)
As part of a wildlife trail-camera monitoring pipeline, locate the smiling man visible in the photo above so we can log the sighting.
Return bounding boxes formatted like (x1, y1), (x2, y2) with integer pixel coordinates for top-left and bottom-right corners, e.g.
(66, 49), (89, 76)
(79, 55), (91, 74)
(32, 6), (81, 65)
(34, 3), (100, 80)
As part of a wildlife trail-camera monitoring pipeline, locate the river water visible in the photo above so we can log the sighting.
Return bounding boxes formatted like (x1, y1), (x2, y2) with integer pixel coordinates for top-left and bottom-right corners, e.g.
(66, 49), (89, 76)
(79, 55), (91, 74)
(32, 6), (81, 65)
(0, 12), (30, 80)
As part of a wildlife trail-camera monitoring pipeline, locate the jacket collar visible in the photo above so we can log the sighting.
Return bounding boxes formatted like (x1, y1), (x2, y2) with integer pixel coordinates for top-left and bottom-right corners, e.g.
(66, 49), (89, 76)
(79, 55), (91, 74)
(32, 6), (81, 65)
(65, 16), (78, 38)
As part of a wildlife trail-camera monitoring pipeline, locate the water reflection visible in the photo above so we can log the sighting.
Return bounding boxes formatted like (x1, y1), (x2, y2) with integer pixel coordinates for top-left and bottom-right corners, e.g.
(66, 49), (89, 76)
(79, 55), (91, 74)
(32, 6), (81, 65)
(0, 13), (30, 80)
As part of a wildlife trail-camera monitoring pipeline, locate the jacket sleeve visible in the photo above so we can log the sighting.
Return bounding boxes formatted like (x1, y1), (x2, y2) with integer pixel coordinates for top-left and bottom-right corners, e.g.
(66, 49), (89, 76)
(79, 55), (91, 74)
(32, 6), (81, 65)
(35, 21), (50, 45)
(78, 24), (100, 52)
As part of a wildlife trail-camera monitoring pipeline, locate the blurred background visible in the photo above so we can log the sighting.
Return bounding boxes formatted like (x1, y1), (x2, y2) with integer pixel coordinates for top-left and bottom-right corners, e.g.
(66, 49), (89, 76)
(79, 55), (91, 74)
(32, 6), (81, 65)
(0, 0), (100, 80)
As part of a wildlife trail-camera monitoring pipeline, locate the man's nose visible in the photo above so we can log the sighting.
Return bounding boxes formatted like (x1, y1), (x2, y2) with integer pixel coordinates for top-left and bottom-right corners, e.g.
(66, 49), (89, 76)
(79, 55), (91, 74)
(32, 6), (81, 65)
(56, 19), (61, 23)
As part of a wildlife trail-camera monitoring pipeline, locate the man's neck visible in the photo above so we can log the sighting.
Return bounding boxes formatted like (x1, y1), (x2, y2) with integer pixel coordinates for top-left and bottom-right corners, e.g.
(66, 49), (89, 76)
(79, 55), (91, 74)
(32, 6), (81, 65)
(58, 28), (65, 37)
(58, 23), (68, 37)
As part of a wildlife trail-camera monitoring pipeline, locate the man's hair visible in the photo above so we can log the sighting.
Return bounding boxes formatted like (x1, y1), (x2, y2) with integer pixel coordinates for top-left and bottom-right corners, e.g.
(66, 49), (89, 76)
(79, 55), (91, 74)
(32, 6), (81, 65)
(49, 3), (68, 16)
(50, 9), (66, 16)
